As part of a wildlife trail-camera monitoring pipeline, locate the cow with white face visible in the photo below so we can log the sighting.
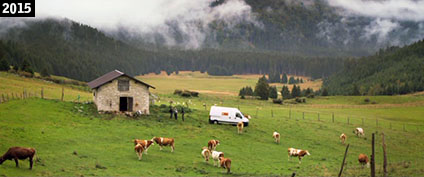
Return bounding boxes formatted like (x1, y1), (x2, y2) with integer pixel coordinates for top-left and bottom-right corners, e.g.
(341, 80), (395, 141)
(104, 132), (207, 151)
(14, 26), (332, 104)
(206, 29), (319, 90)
(273, 132), (280, 144)
(354, 128), (365, 137)
(288, 148), (310, 164)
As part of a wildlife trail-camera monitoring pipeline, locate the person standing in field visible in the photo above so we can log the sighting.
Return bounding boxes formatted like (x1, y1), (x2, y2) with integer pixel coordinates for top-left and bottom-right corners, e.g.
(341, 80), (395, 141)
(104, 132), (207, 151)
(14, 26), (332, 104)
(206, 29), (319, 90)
(169, 106), (173, 119)
(181, 107), (185, 121)
(174, 107), (178, 120)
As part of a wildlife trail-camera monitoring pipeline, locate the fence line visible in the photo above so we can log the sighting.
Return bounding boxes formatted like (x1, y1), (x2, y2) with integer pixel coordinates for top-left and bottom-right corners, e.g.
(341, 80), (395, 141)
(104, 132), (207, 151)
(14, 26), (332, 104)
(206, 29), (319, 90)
(0, 87), (88, 104)
(264, 107), (424, 133)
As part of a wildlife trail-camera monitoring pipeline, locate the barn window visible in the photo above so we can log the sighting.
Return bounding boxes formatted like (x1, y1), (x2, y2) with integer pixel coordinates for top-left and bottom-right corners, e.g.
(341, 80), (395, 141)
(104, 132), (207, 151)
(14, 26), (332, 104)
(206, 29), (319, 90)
(118, 80), (130, 91)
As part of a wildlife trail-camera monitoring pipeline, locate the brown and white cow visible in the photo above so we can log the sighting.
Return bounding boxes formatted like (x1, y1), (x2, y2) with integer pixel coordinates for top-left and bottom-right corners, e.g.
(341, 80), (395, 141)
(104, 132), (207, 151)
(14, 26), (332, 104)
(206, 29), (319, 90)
(211, 150), (224, 167)
(273, 131), (280, 144)
(358, 154), (370, 168)
(208, 139), (220, 150)
(354, 127), (365, 137)
(237, 122), (244, 134)
(134, 139), (155, 154)
(134, 144), (144, 160)
(151, 137), (175, 152)
(201, 147), (211, 162)
(219, 156), (232, 174)
(288, 148), (310, 164)
(0, 147), (36, 169)
(340, 133), (347, 144)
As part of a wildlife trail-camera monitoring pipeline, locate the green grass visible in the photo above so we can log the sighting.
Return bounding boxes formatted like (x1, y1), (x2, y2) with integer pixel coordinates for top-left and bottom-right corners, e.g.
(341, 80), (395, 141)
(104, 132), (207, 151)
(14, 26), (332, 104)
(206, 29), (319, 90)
(1, 98), (424, 176)
(1, 72), (424, 176)
(0, 72), (92, 102)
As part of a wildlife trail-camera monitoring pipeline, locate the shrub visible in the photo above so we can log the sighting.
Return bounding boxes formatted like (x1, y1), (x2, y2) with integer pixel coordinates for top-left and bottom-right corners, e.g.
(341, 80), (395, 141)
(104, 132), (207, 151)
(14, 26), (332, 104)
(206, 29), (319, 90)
(364, 98), (370, 103)
(174, 89), (182, 95)
(272, 99), (283, 104)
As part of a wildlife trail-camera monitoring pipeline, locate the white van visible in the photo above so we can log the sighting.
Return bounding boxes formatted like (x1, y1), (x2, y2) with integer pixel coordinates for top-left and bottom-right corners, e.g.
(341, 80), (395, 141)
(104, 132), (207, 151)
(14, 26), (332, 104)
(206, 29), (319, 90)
(209, 106), (249, 126)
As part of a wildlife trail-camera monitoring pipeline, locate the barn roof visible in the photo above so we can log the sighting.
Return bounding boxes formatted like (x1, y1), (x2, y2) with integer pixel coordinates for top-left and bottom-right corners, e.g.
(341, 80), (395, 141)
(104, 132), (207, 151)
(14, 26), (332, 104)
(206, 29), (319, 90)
(87, 70), (155, 89)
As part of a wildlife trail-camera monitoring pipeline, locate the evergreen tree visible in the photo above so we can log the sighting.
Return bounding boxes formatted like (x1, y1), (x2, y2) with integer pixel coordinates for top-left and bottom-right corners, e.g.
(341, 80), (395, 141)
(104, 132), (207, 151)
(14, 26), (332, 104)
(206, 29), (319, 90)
(239, 87), (246, 98)
(288, 76), (296, 84)
(245, 86), (254, 96)
(268, 68), (280, 83)
(321, 88), (329, 96)
(269, 86), (278, 99)
(352, 84), (360, 96)
(281, 85), (291, 100)
(254, 75), (270, 100)
(21, 59), (33, 74)
(40, 67), (50, 77)
(281, 73), (288, 84)
(0, 58), (9, 71)
(300, 78), (304, 83)
(291, 84), (301, 98)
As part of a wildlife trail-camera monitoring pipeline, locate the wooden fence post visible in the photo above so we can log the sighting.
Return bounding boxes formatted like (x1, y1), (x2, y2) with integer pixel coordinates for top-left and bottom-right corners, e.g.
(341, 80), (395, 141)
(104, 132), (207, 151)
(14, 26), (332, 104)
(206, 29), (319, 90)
(303, 112), (305, 120)
(61, 87), (64, 101)
(6, 93), (9, 101)
(338, 144), (350, 177)
(376, 119), (378, 128)
(256, 107), (258, 118)
(1, 94), (4, 103)
(271, 109), (274, 117)
(382, 133), (387, 177)
(41, 87), (44, 99)
(318, 113), (320, 121)
(371, 133), (375, 177)
(289, 109), (291, 119)
(332, 113), (334, 123)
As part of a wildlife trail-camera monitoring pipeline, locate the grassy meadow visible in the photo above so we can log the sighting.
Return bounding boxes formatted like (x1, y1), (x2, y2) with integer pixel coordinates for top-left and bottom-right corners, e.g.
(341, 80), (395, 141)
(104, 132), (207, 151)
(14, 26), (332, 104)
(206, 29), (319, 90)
(1, 71), (424, 176)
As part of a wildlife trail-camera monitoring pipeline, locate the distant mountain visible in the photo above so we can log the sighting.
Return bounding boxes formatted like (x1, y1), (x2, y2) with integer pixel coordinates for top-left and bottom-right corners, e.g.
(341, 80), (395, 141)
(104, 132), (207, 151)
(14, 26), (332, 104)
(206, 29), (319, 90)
(323, 39), (424, 95)
(115, 0), (424, 57)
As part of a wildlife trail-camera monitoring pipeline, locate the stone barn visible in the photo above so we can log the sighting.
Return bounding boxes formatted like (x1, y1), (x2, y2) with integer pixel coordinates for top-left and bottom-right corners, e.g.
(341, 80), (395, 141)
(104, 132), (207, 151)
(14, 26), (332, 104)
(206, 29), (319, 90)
(87, 70), (155, 114)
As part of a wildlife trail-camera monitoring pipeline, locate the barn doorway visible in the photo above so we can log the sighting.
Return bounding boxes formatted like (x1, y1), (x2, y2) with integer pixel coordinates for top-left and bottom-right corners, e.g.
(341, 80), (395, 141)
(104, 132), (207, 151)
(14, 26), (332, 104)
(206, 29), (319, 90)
(119, 97), (133, 112)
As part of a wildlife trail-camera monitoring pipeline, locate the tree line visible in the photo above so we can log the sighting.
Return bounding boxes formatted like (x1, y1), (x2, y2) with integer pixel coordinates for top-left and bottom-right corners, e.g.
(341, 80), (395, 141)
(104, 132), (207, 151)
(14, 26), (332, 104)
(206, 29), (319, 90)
(0, 19), (345, 82)
(323, 39), (424, 95)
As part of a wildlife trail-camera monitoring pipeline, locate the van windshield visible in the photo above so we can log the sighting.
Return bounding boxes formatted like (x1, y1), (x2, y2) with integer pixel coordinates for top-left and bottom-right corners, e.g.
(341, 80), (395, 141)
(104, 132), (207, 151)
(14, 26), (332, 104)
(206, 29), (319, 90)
(236, 113), (242, 118)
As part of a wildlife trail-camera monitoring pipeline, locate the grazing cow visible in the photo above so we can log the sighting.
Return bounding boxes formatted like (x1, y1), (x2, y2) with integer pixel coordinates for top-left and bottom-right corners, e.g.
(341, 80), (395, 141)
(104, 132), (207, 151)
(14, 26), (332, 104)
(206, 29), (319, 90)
(208, 139), (220, 150)
(273, 132), (280, 144)
(244, 114), (251, 119)
(340, 133), (347, 144)
(134, 144), (144, 160)
(358, 154), (370, 168)
(201, 147), (211, 162)
(288, 148), (310, 164)
(0, 147), (36, 169)
(219, 156), (232, 174)
(237, 122), (244, 134)
(134, 139), (155, 154)
(354, 128), (365, 137)
(151, 137), (175, 152)
(211, 150), (224, 167)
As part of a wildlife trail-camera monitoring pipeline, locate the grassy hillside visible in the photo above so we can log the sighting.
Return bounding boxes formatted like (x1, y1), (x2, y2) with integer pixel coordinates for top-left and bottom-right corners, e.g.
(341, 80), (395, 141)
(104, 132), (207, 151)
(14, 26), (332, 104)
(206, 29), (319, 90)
(0, 72), (91, 102)
(1, 98), (423, 176)
(1, 73), (424, 176)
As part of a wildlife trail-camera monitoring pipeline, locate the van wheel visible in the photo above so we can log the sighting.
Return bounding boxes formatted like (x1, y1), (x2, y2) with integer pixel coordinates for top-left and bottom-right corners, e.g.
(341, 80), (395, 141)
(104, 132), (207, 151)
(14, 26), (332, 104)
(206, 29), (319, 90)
(213, 120), (218, 124)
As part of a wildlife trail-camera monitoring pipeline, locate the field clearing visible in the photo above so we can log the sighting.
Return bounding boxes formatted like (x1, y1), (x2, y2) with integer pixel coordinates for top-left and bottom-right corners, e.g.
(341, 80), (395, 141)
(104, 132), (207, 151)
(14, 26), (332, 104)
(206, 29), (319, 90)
(1, 72), (424, 176)
(138, 71), (322, 95)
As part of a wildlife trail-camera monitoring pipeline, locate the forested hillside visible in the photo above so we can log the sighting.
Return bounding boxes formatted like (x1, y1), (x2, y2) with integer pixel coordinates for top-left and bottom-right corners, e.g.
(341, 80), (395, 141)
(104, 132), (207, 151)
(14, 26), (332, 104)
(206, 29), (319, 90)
(323, 39), (424, 95)
(0, 19), (344, 81)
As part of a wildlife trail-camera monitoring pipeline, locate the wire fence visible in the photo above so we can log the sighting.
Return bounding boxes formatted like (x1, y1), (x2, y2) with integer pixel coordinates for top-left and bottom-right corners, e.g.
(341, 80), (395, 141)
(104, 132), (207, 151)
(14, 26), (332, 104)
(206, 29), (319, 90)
(258, 107), (424, 133)
(0, 87), (89, 104)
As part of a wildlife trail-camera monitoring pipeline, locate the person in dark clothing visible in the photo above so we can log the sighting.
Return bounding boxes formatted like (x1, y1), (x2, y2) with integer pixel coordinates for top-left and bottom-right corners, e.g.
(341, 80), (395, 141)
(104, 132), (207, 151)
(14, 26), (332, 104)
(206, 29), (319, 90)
(174, 107), (178, 120)
(181, 107), (185, 121)
(169, 107), (173, 119)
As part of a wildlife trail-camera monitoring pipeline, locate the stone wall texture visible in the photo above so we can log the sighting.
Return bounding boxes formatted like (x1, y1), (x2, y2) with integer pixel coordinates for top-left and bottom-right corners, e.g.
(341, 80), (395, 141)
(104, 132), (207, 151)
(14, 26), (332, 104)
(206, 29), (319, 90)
(93, 76), (150, 114)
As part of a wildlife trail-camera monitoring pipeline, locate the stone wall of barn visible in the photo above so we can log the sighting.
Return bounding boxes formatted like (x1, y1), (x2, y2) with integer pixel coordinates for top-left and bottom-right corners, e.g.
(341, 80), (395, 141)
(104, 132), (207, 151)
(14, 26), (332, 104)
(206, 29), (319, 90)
(93, 76), (150, 114)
